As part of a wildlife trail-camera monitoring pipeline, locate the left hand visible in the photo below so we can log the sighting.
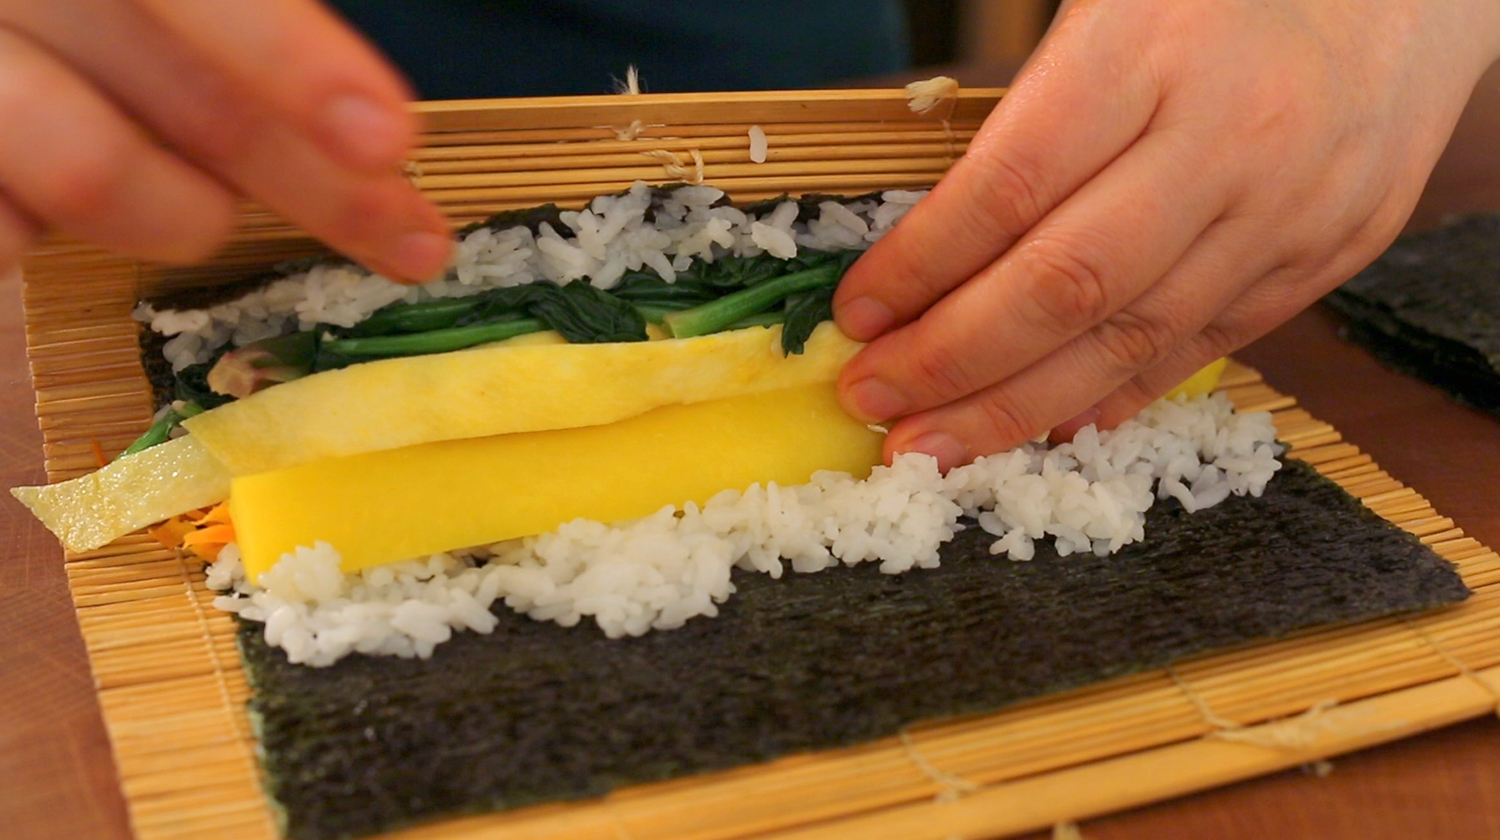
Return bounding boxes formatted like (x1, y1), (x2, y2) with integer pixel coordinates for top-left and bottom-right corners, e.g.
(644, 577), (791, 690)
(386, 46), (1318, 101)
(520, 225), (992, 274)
(833, 0), (1500, 470)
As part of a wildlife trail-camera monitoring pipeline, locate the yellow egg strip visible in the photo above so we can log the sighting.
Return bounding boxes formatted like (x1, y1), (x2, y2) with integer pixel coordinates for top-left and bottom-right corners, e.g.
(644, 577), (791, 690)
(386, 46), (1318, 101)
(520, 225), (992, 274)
(1165, 358), (1230, 401)
(186, 323), (862, 477)
(230, 383), (885, 579)
(10, 436), (232, 553)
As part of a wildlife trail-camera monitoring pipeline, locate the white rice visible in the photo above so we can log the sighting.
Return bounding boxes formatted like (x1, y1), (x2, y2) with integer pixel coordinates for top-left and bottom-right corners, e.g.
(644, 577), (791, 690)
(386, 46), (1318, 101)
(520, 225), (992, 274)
(136, 183), (925, 371)
(208, 393), (1282, 667)
(748, 125), (768, 163)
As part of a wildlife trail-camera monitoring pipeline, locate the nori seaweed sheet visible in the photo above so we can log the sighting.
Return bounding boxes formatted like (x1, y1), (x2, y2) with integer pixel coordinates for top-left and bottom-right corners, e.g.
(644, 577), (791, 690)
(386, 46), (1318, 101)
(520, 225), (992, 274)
(1324, 214), (1500, 416)
(239, 459), (1469, 840)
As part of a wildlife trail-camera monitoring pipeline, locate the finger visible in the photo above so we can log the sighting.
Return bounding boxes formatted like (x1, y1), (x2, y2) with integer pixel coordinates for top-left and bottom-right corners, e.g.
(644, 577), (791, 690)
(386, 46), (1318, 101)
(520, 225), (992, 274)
(838, 126), (1225, 425)
(137, 0), (417, 171)
(1064, 265), (1330, 438)
(1060, 199), (1415, 439)
(0, 193), (41, 269)
(880, 219), (1275, 469)
(0, 29), (233, 263)
(14, 0), (450, 280)
(1050, 338), (1231, 444)
(834, 6), (1160, 341)
(217, 119), (452, 282)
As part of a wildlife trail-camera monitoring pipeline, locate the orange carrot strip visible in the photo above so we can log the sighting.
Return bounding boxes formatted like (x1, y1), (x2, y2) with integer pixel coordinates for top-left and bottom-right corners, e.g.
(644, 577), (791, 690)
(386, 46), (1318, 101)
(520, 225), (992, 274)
(182, 524), (237, 548)
(192, 542), (229, 561)
(89, 439), (107, 469)
(147, 518), (197, 550)
(196, 502), (234, 527)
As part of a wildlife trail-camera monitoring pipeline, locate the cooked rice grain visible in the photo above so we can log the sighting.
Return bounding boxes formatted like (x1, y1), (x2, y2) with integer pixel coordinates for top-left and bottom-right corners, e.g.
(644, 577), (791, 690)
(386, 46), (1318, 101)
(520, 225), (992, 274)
(210, 393), (1281, 667)
(137, 184), (925, 371)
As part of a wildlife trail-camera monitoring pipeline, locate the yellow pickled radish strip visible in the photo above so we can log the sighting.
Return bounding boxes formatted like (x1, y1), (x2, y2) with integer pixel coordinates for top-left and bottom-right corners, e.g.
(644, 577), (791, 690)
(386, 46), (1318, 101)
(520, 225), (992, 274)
(10, 436), (232, 553)
(230, 382), (885, 579)
(187, 322), (862, 477)
(1165, 358), (1230, 400)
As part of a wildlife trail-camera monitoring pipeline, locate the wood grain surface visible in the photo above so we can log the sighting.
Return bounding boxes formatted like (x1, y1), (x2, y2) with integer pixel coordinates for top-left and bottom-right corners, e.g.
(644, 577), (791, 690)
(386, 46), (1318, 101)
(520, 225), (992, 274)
(5, 65), (1500, 840)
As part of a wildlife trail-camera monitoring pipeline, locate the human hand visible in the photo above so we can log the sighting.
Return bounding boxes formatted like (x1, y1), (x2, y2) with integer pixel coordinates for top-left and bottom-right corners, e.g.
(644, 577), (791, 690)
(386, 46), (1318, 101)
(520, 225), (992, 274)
(0, 0), (449, 281)
(835, 0), (1500, 470)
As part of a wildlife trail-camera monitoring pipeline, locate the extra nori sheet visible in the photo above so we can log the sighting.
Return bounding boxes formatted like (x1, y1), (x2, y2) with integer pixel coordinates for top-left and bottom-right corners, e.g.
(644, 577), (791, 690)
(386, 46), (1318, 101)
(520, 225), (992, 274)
(241, 459), (1469, 840)
(1324, 213), (1500, 416)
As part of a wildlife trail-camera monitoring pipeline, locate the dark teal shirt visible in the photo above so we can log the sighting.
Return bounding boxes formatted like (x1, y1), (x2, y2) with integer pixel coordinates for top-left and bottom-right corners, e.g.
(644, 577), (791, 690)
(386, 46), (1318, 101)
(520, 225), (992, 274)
(327, 1), (910, 99)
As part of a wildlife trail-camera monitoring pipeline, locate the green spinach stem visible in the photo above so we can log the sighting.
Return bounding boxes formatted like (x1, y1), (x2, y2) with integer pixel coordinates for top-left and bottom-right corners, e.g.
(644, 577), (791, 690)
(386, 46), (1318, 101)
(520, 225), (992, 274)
(322, 318), (545, 357)
(661, 265), (838, 339)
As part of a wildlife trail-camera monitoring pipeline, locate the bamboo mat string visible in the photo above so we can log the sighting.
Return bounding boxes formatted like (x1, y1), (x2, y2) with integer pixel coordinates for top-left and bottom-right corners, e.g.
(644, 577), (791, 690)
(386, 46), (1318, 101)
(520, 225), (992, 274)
(905, 76), (961, 164)
(612, 121), (645, 141)
(940, 119), (957, 165)
(1167, 666), (1341, 749)
(1304, 759), (1335, 778)
(609, 66), (646, 141)
(1403, 617), (1500, 718)
(1167, 665), (1245, 731)
(640, 148), (706, 185)
(1053, 821), (1085, 840)
(897, 729), (979, 804)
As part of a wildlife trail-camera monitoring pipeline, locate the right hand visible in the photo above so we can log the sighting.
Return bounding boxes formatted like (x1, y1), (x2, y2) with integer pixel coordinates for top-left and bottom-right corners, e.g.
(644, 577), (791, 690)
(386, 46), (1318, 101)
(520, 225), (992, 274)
(0, 0), (451, 281)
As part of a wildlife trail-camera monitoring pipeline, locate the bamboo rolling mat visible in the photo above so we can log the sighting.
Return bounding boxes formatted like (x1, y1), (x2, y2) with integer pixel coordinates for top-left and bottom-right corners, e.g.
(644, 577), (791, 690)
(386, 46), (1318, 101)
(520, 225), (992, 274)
(16, 89), (1500, 840)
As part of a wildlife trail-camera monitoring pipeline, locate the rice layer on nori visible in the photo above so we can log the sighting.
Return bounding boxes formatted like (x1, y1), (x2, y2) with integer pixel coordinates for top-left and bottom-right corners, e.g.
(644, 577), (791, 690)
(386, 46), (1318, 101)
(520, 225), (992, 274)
(240, 459), (1469, 840)
(1325, 213), (1500, 416)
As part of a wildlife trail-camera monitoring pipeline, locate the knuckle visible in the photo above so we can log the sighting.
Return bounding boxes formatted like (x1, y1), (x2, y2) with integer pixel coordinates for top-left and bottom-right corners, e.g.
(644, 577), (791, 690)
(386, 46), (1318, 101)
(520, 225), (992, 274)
(965, 151), (1048, 235)
(1094, 309), (1180, 371)
(1238, 77), (1300, 139)
(1202, 284), (1293, 350)
(1350, 201), (1408, 256)
(170, 76), (269, 166)
(0, 41), (121, 224)
(972, 394), (1036, 446)
(908, 339), (981, 404)
(1198, 321), (1245, 358)
(39, 137), (131, 224)
(880, 231), (958, 303)
(1017, 238), (1113, 329)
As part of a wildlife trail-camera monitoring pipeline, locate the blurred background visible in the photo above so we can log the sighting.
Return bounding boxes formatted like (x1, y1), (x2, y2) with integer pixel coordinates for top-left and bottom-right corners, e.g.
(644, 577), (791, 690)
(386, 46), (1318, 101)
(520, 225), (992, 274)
(903, 0), (1059, 69)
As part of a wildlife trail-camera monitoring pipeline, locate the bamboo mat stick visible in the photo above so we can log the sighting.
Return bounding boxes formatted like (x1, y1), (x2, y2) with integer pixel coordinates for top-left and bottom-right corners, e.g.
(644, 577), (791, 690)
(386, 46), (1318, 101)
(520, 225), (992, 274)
(417, 121), (982, 147)
(16, 90), (1500, 840)
(17, 329), (1499, 840)
(411, 89), (1003, 133)
(413, 157), (953, 190)
(418, 121), (985, 146)
(410, 144), (969, 178)
(759, 666), (1500, 840)
(416, 173), (945, 207)
(411, 131), (979, 165)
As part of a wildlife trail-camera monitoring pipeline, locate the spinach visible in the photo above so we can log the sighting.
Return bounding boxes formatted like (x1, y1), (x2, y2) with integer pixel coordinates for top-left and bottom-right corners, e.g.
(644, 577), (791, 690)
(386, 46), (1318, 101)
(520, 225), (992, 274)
(175, 228), (866, 408)
(529, 281), (648, 344)
(780, 287), (837, 355)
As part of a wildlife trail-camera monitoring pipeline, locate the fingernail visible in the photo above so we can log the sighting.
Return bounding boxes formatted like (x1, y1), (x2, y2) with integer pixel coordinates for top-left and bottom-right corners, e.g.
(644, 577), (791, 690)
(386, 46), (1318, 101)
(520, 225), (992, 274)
(325, 94), (410, 169)
(388, 231), (452, 282)
(1049, 407), (1100, 444)
(903, 431), (969, 471)
(846, 377), (910, 422)
(1065, 407), (1100, 431)
(837, 296), (895, 341)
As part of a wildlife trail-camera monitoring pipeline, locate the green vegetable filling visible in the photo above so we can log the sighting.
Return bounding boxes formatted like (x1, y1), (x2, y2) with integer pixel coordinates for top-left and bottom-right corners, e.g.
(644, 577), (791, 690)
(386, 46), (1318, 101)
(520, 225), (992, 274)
(169, 247), (862, 420)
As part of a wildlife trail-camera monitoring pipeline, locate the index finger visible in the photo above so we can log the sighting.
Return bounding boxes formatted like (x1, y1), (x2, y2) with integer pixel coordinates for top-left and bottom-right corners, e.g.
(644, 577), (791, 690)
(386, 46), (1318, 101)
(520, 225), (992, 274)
(139, 0), (417, 172)
(832, 5), (1160, 341)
